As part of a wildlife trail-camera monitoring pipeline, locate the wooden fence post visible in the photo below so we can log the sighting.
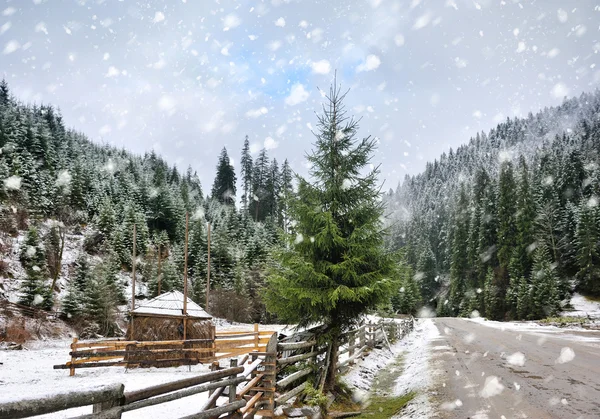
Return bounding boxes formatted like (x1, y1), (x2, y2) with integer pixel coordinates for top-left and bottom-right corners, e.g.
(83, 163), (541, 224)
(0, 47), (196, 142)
(229, 358), (238, 404)
(359, 325), (366, 349)
(253, 323), (259, 350)
(70, 338), (78, 377)
(92, 383), (125, 418)
(348, 331), (355, 365)
(261, 333), (277, 417)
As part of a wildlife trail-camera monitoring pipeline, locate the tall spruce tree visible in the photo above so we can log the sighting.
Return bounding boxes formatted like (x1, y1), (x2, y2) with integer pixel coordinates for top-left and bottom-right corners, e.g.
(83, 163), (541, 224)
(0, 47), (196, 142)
(264, 81), (397, 392)
(211, 147), (237, 206)
(240, 136), (253, 212)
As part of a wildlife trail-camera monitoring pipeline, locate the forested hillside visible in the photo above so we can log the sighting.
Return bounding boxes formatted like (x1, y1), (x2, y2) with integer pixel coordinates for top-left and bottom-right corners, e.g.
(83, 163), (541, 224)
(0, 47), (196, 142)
(385, 91), (600, 320)
(0, 80), (292, 334)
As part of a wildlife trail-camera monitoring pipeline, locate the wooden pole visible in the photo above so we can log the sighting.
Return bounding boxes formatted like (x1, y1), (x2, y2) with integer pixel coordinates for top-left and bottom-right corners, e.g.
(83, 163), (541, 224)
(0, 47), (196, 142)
(130, 224), (136, 341)
(206, 222), (211, 311)
(183, 213), (189, 341)
(157, 244), (162, 296)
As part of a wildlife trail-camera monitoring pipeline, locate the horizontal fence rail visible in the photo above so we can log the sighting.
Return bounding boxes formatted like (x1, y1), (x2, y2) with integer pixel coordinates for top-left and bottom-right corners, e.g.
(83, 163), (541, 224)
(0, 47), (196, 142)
(2, 333), (279, 419)
(54, 324), (275, 376)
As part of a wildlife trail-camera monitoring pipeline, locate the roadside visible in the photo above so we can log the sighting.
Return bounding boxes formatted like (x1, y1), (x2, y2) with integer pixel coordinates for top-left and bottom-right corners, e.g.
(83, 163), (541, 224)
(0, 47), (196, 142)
(342, 318), (443, 418)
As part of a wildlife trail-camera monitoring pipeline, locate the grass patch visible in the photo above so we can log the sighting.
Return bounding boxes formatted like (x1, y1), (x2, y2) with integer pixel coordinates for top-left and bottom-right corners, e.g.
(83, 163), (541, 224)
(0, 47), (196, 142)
(540, 316), (584, 325)
(353, 393), (415, 419)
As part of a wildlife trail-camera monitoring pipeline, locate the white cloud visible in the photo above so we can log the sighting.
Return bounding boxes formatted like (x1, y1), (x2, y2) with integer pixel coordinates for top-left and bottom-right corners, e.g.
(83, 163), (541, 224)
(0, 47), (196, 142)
(547, 48), (559, 58)
(3, 40), (20, 54)
(1, 22), (11, 35)
(223, 14), (241, 31)
(285, 83), (310, 106)
(311, 59), (331, 74)
(264, 137), (278, 150)
(275, 17), (286, 27)
(454, 57), (468, 68)
(158, 95), (176, 113)
(2, 7), (16, 16)
(105, 66), (120, 77)
(269, 41), (282, 51)
(551, 82), (569, 98)
(412, 12), (432, 30)
(246, 107), (268, 118)
(3, 175), (22, 190)
(153, 11), (165, 23)
(557, 8), (568, 23)
(357, 54), (381, 72)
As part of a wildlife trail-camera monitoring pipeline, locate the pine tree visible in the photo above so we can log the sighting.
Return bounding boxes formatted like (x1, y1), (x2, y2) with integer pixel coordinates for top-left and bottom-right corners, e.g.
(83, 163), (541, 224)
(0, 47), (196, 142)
(18, 226), (53, 310)
(530, 245), (561, 319)
(448, 185), (470, 315)
(575, 201), (600, 294)
(211, 147), (237, 206)
(416, 243), (437, 305)
(511, 156), (535, 280)
(264, 81), (398, 391)
(279, 159), (293, 231)
(483, 268), (500, 320)
(240, 136), (253, 212)
(250, 149), (269, 221)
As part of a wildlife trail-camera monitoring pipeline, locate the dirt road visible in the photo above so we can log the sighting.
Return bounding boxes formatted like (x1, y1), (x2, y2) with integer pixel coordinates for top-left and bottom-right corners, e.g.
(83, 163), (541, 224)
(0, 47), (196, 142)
(430, 318), (600, 419)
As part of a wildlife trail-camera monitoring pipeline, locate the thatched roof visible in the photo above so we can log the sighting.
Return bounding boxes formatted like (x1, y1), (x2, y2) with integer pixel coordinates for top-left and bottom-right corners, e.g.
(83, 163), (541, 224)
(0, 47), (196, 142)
(132, 291), (212, 319)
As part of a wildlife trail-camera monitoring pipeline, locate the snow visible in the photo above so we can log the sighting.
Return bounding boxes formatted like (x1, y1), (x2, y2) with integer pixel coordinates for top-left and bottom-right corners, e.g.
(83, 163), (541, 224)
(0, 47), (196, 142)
(465, 317), (600, 343)
(132, 290), (211, 319)
(342, 319), (441, 418)
(562, 293), (600, 318)
(0, 339), (213, 418)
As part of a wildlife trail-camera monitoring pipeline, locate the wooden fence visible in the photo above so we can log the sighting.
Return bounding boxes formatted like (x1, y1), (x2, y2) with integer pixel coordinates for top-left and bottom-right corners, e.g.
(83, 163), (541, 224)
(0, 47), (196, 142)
(275, 317), (414, 405)
(7, 318), (415, 418)
(54, 324), (275, 376)
(2, 334), (278, 419)
(0, 299), (59, 322)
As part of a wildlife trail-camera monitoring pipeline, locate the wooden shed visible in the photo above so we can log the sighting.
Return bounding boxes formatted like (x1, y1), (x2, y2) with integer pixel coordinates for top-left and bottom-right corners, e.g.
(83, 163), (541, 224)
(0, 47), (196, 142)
(128, 290), (213, 341)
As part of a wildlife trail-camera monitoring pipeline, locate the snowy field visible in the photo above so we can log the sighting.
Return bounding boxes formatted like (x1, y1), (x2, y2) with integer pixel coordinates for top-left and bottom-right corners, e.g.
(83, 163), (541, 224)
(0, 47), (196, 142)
(0, 321), (296, 419)
(0, 338), (215, 418)
(562, 292), (600, 319)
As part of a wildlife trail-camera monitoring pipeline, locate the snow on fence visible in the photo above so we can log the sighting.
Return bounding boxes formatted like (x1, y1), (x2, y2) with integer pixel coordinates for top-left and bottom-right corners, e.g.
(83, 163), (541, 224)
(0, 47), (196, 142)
(275, 317), (414, 404)
(0, 333), (278, 419)
(0, 299), (59, 321)
(54, 324), (275, 376)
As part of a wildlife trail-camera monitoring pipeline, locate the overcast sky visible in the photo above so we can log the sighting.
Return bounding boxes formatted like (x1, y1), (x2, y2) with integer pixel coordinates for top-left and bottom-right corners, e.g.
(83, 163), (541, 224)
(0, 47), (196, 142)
(2, 0), (599, 192)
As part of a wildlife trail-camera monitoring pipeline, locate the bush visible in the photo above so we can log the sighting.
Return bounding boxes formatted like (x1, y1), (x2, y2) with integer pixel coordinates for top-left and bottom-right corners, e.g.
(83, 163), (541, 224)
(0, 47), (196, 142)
(1, 319), (32, 344)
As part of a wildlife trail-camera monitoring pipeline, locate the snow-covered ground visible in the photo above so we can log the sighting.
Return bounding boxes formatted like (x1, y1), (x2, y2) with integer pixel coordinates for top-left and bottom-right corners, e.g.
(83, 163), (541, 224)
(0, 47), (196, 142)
(0, 338), (215, 418)
(342, 318), (443, 418)
(562, 292), (600, 319)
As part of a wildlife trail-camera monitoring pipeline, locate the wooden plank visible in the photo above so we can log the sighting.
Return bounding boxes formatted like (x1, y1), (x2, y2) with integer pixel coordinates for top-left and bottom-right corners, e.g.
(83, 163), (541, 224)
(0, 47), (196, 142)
(276, 367), (312, 389)
(240, 392), (263, 415)
(275, 382), (307, 404)
(179, 400), (246, 419)
(238, 374), (263, 397)
(124, 366), (244, 404)
(277, 350), (320, 366)
(277, 340), (317, 351)
(0, 384), (124, 419)
(122, 377), (245, 413)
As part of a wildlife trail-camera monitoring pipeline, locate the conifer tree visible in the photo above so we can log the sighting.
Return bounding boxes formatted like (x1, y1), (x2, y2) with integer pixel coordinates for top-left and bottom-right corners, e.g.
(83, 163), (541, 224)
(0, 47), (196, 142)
(211, 147), (237, 206)
(575, 201), (600, 294)
(448, 186), (470, 315)
(530, 245), (561, 318)
(264, 81), (397, 391)
(240, 136), (253, 212)
(483, 268), (499, 320)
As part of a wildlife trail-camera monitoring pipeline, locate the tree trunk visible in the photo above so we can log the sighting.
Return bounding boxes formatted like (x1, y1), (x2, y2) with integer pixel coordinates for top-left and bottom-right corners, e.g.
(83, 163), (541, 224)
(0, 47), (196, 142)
(324, 330), (340, 393)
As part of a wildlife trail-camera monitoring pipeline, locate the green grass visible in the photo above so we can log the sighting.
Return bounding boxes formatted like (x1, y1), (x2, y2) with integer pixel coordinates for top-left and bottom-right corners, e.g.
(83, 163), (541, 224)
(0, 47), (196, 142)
(353, 393), (416, 419)
(540, 316), (584, 325)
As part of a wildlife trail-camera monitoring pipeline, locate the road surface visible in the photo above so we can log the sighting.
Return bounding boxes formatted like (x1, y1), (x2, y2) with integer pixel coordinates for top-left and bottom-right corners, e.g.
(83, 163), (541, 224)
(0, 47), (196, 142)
(429, 318), (600, 419)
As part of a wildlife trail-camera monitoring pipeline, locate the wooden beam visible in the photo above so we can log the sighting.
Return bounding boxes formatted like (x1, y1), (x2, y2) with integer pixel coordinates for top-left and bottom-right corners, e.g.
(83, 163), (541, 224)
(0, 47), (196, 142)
(0, 384), (124, 419)
(124, 366), (244, 404)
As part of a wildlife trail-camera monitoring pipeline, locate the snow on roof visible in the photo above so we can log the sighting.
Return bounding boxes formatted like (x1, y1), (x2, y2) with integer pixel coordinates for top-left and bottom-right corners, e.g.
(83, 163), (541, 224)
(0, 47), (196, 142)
(132, 290), (212, 319)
